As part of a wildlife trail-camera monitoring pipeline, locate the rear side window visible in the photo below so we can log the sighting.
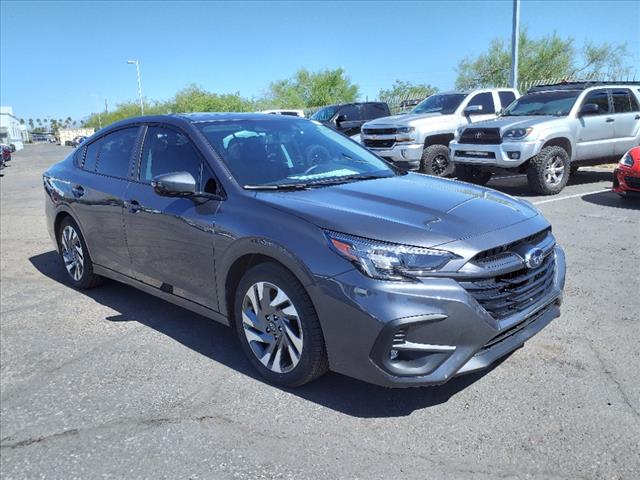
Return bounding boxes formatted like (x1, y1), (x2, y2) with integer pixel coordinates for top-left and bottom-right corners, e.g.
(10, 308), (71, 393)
(82, 138), (102, 172)
(364, 103), (389, 119)
(498, 91), (517, 109)
(95, 127), (140, 178)
(582, 89), (610, 114)
(467, 92), (496, 113)
(612, 89), (638, 113)
(338, 104), (362, 120)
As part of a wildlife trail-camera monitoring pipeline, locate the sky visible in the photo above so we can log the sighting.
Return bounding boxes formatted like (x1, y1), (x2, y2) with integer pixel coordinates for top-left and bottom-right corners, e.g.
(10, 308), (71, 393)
(1, 0), (639, 121)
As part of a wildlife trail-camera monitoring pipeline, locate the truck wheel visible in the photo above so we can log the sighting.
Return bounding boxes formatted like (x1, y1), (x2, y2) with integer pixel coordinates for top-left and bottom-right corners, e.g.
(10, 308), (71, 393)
(455, 165), (493, 185)
(526, 146), (570, 195)
(420, 145), (451, 177)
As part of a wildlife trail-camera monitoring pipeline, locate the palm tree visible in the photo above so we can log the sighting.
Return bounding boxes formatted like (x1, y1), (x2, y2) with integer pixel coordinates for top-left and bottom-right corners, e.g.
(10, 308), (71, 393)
(65, 116), (72, 127)
(28, 118), (34, 130)
(19, 118), (25, 125)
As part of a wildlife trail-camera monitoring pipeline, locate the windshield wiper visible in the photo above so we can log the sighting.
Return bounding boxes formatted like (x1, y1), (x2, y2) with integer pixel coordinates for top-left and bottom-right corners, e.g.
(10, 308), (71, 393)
(311, 174), (388, 186)
(244, 183), (311, 191)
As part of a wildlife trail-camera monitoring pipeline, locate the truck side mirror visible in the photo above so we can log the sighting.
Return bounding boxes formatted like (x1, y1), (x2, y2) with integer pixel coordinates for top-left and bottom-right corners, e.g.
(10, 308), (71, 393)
(578, 103), (599, 117)
(335, 114), (347, 125)
(464, 105), (483, 116)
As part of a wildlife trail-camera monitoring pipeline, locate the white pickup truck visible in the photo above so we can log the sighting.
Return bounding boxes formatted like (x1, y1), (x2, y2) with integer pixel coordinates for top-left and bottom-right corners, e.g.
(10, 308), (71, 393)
(360, 88), (519, 175)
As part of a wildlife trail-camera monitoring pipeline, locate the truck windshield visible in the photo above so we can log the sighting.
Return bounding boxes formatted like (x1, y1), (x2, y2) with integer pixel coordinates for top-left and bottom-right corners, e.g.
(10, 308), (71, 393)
(502, 91), (581, 116)
(310, 106), (339, 121)
(411, 94), (467, 115)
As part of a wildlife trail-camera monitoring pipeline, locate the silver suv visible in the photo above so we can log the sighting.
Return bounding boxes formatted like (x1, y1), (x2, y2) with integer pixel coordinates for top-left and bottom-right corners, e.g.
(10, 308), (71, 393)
(450, 82), (640, 194)
(360, 88), (519, 176)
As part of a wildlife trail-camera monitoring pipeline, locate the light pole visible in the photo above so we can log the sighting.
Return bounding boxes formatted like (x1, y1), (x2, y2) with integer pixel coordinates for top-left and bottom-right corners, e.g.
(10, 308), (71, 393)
(509, 0), (520, 89)
(127, 60), (144, 115)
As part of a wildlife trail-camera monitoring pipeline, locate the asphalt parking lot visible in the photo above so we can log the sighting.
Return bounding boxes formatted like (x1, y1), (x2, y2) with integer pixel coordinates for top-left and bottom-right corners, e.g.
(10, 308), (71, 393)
(1, 143), (639, 479)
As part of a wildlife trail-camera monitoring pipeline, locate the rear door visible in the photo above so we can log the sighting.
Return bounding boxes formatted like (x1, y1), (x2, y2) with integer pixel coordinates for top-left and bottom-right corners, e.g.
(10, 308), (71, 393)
(610, 88), (640, 155)
(71, 126), (141, 276)
(123, 124), (221, 310)
(575, 88), (615, 160)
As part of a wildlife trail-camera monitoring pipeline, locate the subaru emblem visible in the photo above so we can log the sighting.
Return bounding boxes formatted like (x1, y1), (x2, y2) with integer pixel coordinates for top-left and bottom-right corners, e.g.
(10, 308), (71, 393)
(524, 248), (544, 269)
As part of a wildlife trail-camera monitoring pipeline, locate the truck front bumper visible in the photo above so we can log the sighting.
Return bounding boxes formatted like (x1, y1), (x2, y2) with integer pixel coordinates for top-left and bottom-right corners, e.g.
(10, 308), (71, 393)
(364, 142), (423, 170)
(450, 139), (543, 169)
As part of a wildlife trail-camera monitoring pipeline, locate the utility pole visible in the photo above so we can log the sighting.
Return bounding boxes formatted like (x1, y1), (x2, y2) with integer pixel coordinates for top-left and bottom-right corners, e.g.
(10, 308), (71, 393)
(127, 60), (144, 115)
(510, 0), (520, 89)
(105, 99), (109, 114)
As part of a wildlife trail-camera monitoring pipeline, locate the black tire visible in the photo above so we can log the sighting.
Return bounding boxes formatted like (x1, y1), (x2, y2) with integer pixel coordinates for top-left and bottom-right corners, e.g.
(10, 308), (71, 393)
(57, 217), (103, 289)
(420, 144), (451, 177)
(233, 262), (329, 387)
(570, 165), (579, 175)
(455, 164), (493, 185)
(526, 146), (570, 195)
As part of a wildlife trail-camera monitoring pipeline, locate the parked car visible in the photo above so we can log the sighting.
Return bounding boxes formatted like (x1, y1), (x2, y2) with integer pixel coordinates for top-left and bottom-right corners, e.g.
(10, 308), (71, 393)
(360, 88), (519, 176)
(310, 102), (390, 137)
(613, 146), (640, 199)
(450, 82), (640, 195)
(44, 113), (566, 388)
(70, 136), (87, 147)
(1, 145), (11, 162)
(260, 109), (305, 118)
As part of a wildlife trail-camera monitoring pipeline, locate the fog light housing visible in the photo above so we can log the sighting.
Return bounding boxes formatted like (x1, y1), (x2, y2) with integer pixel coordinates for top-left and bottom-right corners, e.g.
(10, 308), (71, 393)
(507, 151), (521, 160)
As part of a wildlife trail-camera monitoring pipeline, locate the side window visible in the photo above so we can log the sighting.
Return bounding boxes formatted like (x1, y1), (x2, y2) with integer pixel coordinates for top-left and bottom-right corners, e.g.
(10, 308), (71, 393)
(467, 92), (496, 114)
(582, 89), (610, 114)
(82, 138), (102, 172)
(612, 89), (637, 113)
(139, 126), (202, 184)
(498, 91), (517, 109)
(338, 104), (361, 120)
(364, 103), (388, 120)
(95, 127), (140, 178)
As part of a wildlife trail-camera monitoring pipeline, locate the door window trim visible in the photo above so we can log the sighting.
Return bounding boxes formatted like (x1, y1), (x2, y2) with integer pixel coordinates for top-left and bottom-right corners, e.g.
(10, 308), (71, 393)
(79, 125), (144, 180)
(579, 88), (612, 116)
(611, 88), (639, 114)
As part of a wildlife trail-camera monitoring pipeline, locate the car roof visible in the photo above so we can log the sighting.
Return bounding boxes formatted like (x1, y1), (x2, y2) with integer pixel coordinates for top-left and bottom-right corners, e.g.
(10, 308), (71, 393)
(528, 81), (640, 93)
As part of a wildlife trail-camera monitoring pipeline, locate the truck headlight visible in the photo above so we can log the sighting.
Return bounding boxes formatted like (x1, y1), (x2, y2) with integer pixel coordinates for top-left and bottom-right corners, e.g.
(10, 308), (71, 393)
(502, 127), (534, 141)
(325, 231), (458, 281)
(395, 126), (416, 143)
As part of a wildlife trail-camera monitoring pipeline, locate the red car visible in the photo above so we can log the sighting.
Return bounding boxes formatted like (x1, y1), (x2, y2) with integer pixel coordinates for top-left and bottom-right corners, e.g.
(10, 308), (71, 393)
(613, 146), (640, 199)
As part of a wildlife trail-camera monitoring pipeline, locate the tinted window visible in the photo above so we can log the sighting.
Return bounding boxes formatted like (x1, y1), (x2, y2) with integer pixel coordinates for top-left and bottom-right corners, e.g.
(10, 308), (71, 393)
(467, 92), (496, 113)
(612, 89), (637, 113)
(498, 91), (517, 109)
(310, 106), (339, 121)
(95, 127), (139, 178)
(412, 93), (467, 115)
(339, 104), (361, 120)
(139, 126), (202, 184)
(503, 91), (580, 116)
(364, 103), (388, 119)
(582, 89), (610, 114)
(83, 138), (102, 172)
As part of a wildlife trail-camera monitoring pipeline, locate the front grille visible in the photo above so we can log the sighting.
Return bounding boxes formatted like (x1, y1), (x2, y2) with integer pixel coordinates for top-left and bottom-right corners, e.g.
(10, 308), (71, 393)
(461, 254), (556, 320)
(362, 127), (397, 135)
(474, 228), (550, 261)
(624, 175), (640, 189)
(460, 128), (502, 145)
(480, 303), (553, 351)
(364, 138), (395, 149)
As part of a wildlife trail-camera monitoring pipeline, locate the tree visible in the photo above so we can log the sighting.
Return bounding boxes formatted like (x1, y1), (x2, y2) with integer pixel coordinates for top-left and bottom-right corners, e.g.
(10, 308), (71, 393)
(266, 68), (359, 108)
(19, 118), (25, 125)
(170, 84), (254, 113)
(28, 118), (34, 130)
(455, 28), (633, 90)
(378, 80), (439, 103)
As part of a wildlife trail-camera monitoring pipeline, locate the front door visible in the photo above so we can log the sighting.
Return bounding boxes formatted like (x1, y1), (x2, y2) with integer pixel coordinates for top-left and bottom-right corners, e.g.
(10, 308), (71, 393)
(575, 88), (615, 160)
(123, 125), (221, 310)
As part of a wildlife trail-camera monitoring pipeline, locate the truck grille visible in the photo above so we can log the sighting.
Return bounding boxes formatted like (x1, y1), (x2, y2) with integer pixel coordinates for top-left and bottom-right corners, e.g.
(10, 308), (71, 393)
(624, 175), (640, 189)
(363, 139), (395, 149)
(362, 127), (397, 135)
(461, 254), (556, 321)
(460, 128), (502, 145)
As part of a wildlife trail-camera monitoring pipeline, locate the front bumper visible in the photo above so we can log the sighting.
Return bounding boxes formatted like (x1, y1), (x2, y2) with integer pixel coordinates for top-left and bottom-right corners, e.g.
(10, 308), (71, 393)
(612, 167), (640, 195)
(362, 141), (423, 170)
(450, 139), (543, 168)
(309, 245), (566, 388)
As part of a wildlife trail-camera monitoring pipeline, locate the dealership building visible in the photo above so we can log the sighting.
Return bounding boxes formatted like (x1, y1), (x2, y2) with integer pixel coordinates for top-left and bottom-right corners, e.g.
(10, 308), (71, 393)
(0, 106), (28, 151)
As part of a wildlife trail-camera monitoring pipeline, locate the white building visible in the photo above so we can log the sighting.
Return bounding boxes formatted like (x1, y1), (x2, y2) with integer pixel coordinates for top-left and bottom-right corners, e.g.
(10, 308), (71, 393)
(0, 106), (25, 151)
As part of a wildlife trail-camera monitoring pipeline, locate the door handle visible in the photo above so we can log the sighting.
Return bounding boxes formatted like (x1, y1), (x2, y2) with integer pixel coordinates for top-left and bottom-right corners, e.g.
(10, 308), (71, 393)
(605, 118), (615, 123)
(71, 185), (84, 198)
(126, 199), (141, 213)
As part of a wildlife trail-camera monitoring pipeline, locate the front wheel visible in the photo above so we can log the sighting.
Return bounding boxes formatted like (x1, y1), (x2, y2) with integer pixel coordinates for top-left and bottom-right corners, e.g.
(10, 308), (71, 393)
(455, 165), (493, 185)
(420, 144), (451, 177)
(234, 263), (328, 387)
(526, 146), (570, 195)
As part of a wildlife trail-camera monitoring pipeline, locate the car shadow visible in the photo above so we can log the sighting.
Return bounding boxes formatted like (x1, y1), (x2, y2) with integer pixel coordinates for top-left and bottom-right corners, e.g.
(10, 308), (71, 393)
(582, 190), (640, 210)
(485, 169), (613, 197)
(30, 250), (505, 418)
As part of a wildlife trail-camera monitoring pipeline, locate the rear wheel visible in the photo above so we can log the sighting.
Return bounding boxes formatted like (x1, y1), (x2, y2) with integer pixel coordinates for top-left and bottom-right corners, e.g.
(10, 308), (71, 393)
(420, 144), (451, 177)
(233, 263), (328, 387)
(58, 217), (102, 289)
(455, 164), (493, 185)
(526, 146), (570, 195)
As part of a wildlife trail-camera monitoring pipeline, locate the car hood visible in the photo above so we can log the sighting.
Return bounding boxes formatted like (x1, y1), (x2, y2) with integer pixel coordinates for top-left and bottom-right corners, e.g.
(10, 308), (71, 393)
(469, 115), (560, 131)
(256, 174), (539, 248)
(364, 112), (448, 127)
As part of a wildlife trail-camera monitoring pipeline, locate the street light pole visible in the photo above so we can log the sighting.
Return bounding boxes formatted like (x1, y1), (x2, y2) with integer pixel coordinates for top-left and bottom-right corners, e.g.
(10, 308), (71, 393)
(509, 0), (520, 89)
(127, 60), (144, 115)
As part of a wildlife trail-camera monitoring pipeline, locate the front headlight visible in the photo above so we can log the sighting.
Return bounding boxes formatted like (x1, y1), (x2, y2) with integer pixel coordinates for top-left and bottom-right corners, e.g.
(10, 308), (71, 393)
(396, 126), (415, 134)
(395, 126), (416, 143)
(502, 127), (534, 141)
(325, 231), (458, 281)
(620, 152), (634, 167)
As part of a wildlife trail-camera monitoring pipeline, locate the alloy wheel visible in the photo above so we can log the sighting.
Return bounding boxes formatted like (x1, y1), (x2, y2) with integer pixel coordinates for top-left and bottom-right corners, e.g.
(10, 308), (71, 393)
(431, 154), (449, 176)
(241, 282), (304, 374)
(544, 156), (565, 185)
(61, 225), (84, 281)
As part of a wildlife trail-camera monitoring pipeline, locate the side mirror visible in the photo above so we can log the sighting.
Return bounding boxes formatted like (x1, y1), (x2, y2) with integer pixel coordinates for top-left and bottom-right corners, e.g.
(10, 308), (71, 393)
(464, 105), (483, 116)
(152, 171), (196, 197)
(335, 114), (347, 125)
(578, 103), (599, 117)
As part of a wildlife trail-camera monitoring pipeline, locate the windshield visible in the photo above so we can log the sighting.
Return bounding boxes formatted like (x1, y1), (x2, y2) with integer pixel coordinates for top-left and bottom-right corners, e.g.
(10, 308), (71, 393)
(310, 106), (339, 121)
(411, 93), (467, 115)
(503, 91), (580, 116)
(197, 119), (397, 188)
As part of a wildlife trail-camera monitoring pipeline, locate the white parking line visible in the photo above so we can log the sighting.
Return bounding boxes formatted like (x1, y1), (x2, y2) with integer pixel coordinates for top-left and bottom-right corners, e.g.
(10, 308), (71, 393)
(532, 188), (608, 205)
